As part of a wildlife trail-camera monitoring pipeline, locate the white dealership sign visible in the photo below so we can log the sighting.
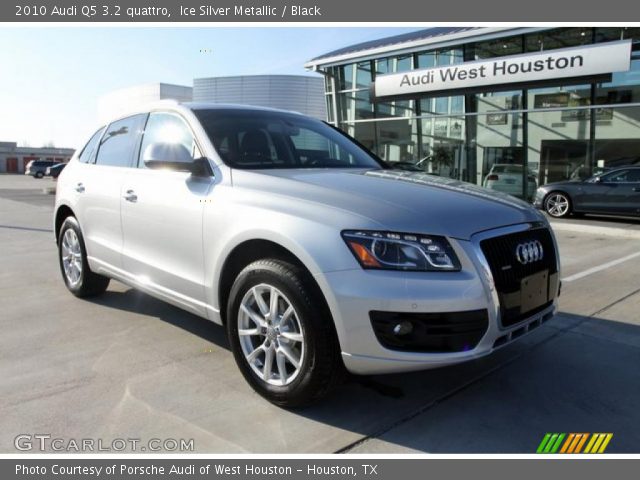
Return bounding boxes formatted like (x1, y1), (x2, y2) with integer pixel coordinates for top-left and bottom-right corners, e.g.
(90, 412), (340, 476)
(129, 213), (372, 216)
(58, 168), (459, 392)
(374, 40), (632, 98)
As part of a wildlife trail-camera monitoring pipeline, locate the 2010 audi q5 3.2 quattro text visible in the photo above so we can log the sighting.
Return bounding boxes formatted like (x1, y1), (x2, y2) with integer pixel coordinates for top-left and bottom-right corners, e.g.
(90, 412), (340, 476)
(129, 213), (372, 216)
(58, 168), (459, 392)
(54, 102), (561, 407)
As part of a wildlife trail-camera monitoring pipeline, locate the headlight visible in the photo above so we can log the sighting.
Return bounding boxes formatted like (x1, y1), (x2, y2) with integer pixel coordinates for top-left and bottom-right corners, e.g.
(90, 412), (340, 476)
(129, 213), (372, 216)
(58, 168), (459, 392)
(342, 230), (461, 271)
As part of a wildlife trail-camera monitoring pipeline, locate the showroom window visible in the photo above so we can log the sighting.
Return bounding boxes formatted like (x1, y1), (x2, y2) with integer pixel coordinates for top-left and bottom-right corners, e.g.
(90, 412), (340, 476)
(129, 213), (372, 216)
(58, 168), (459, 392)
(472, 36), (523, 59)
(356, 61), (373, 88)
(593, 105), (640, 171)
(595, 27), (640, 43)
(337, 64), (354, 90)
(323, 28), (640, 199)
(525, 28), (593, 52)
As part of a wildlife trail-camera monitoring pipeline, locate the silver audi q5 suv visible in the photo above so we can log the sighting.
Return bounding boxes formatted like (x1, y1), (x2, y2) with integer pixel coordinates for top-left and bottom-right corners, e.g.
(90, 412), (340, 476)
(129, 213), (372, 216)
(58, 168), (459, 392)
(55, 102), (560, 406)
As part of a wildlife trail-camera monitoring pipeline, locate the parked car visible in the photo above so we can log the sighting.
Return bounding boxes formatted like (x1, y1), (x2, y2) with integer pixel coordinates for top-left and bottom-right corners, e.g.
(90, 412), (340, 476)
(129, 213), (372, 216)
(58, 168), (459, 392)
(46, 162), (67, 179)
(534, 166), (640, 218)
(54, 103), (560, 406)
(25, 160), (57, 178)
(483, 164), (538, 200)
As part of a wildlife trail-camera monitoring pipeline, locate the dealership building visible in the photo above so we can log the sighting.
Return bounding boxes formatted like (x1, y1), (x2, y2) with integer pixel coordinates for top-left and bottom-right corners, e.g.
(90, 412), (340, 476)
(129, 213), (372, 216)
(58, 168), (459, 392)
(193, 75), (325, 119)
(98, 76), (325, 124)
(306, 27), (640, 198)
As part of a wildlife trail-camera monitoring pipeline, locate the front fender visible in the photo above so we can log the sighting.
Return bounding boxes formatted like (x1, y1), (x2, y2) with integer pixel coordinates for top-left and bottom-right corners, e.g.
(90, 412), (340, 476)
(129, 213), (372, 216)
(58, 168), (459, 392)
(202, 201), (376, 322)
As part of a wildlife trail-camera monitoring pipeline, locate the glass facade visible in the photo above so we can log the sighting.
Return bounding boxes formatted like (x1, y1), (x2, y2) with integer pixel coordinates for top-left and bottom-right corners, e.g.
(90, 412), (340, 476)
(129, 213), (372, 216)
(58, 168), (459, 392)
(321, 27), (640, 200)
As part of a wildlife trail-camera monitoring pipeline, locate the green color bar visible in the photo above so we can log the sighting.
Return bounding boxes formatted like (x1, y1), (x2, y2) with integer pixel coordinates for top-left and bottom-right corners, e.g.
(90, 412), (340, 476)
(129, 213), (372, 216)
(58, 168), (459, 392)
(550, 433), (566, 453)
(544, 434), (560, 453)
(537, 433), (552, 453)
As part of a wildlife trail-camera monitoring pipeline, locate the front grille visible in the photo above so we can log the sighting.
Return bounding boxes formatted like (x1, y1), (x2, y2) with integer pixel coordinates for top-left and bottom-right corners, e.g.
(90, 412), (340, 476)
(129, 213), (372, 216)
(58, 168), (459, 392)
(370, 310), (489, 353)
(480, 227), (558, 327)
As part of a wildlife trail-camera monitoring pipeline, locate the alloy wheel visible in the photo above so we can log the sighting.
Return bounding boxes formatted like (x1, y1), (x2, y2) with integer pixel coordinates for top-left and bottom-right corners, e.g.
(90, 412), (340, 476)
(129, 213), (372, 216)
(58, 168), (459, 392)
(237, 283), (305, 386)
(61, 228), (83, 287)
(546, 193), (570, 217)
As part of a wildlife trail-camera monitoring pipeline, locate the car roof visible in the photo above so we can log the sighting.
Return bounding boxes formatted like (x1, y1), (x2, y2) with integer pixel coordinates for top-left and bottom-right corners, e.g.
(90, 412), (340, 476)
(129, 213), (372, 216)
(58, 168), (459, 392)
(184, 102), (304, 115)
(103, 100), (306, 126)
(604, 165), (640, 171)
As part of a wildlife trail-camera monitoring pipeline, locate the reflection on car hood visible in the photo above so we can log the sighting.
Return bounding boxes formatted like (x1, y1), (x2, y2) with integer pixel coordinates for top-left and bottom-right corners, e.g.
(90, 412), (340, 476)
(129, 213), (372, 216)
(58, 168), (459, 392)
(231, 168), (544, 240)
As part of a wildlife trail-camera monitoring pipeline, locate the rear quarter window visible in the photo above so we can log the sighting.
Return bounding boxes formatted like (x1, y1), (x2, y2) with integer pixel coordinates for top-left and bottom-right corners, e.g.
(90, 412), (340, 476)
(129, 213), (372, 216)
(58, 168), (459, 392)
(78, 127), (106, 164)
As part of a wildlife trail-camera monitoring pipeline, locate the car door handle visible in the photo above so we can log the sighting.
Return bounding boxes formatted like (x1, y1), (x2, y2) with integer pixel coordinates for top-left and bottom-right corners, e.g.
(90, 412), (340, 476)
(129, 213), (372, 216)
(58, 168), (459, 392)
(633, 187), (640, 192)
(75, 183), (85, 193)
(123, 190), (137, 202)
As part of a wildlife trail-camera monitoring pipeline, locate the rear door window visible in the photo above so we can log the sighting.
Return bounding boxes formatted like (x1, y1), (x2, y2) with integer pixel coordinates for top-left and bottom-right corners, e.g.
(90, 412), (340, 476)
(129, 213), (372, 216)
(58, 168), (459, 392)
(95, 114), (146, 168)
(627, 170), (640, 182)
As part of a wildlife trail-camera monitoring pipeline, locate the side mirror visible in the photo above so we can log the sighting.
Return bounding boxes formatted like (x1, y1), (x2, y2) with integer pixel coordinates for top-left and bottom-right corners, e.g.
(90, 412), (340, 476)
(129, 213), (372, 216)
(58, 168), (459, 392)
(142, 143), (211, 176)
(593, 176), (602, 183)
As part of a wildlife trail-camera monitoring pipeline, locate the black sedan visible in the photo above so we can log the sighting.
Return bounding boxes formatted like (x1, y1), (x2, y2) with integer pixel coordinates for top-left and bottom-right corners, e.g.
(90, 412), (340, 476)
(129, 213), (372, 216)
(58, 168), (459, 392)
(534, 166), (640, 218)
(45, 163), (66, 179)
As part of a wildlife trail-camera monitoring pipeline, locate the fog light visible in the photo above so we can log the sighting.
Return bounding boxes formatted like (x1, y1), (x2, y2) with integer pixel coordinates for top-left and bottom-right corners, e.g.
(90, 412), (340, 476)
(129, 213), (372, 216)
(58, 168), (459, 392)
(393, 320), (413, 336)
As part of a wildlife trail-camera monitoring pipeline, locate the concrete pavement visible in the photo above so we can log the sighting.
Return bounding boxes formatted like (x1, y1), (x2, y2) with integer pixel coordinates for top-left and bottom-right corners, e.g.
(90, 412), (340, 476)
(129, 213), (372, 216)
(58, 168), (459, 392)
(1, 174), (639, 453)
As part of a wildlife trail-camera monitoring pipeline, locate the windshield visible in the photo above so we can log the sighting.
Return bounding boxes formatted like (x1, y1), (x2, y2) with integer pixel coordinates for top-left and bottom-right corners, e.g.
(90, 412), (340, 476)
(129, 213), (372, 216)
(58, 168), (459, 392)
(193, 109), (384, 170)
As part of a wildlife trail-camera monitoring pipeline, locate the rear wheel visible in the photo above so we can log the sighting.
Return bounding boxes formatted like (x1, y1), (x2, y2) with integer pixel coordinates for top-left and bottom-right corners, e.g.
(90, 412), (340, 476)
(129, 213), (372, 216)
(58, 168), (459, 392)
(544, 191), (572, 218)
(58, 216), (110, 297)
(226, 259), (342, 407)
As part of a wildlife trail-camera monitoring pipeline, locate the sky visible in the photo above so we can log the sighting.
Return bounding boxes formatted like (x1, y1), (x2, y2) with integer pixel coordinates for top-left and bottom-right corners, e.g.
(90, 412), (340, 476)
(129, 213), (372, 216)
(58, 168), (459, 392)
(0, 27), (420, 149)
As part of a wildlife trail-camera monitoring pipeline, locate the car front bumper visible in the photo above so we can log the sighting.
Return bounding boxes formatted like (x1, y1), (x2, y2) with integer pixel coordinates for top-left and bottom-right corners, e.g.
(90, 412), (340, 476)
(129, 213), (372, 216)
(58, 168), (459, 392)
(315, 223), (559, 375)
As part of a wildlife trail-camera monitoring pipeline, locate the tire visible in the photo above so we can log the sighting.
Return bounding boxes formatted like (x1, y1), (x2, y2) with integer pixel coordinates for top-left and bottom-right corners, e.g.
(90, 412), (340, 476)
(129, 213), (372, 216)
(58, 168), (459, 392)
(35, 172), (43, 179)
(226, 259), (342, 407)
(544, 191), (572, 218)
(58, 216), (110, 297)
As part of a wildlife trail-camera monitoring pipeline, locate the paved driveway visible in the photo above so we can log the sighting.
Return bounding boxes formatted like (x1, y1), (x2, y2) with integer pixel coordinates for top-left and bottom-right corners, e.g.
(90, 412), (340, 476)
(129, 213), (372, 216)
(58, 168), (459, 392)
(1, 175), (639, 453)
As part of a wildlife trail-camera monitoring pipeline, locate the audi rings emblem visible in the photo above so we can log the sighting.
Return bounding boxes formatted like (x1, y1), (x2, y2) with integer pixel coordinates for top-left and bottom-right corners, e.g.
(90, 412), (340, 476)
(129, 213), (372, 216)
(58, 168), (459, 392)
(515, 240), (544, 265)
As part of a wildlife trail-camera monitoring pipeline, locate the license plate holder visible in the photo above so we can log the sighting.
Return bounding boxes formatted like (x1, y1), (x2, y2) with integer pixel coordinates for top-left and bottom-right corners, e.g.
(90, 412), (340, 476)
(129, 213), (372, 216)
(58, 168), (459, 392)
(520, 269), (549, 313)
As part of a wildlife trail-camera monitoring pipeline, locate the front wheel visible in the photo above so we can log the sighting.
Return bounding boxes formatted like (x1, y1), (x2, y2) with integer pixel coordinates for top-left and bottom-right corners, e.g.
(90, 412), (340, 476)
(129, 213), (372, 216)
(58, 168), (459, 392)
(35, 172), (44, 179)
(226, 259), (342, 407)
(544, 191), (572, 218)
(58, 216), (110, 297)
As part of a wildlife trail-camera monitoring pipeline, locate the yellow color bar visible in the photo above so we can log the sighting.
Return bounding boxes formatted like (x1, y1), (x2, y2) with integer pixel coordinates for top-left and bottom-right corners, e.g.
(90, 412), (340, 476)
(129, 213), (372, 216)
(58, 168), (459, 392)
(591, 434), (607, 453)
(584, 434), (598, 453)
(597, 434), (613, 453)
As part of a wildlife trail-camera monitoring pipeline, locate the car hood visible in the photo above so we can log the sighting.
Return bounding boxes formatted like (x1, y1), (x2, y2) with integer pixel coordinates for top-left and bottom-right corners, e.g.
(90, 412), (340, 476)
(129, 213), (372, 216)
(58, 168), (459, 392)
(231, 168), (544, 240)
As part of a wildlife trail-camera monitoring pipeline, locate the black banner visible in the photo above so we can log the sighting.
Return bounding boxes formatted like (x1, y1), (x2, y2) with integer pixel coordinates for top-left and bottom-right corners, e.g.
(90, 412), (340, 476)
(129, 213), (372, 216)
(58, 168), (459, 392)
(5, 459), (640, 480)
(4, 0), (640, 22)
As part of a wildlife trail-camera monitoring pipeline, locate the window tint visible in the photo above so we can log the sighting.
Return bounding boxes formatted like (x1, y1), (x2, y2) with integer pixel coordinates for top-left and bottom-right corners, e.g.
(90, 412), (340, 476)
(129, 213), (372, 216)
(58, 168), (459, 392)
(602, 169), (633, 182)
(138, 113), (199, 168)
(78, 127), (105, 164)
(194, 109), (382, 170)
(95, 114), (146, 168)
